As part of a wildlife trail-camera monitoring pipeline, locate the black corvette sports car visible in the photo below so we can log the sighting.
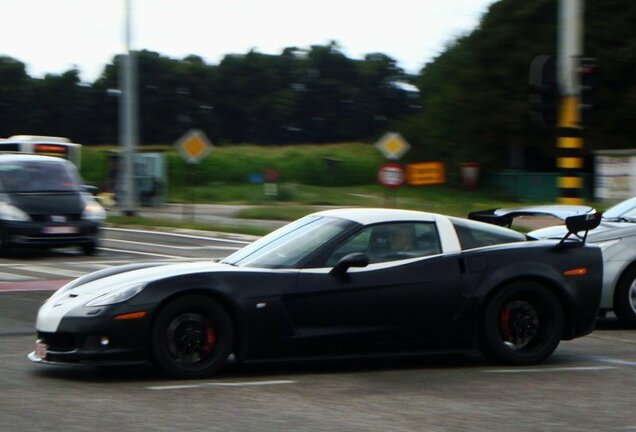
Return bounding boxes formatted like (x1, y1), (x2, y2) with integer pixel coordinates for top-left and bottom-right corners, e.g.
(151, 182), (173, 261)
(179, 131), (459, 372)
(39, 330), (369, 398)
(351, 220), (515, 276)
(30, 208), (603, 378)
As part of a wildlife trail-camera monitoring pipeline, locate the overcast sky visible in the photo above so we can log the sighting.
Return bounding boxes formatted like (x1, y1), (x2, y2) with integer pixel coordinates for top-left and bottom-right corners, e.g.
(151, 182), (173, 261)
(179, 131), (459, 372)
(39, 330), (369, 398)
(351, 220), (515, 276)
(0, 0), (497, 82)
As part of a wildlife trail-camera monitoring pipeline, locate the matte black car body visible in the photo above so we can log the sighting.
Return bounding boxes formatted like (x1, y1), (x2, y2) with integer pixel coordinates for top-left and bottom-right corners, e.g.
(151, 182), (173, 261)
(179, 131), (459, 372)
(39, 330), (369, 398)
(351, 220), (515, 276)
(30, 208), (603, 378)
(0, 154), (105, 255)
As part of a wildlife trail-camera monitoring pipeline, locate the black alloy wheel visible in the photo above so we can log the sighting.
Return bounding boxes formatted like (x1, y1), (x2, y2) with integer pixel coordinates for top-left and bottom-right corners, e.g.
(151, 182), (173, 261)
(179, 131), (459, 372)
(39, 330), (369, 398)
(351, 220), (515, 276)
(151, 295), (234, 379)
(482, 281), (564, 365)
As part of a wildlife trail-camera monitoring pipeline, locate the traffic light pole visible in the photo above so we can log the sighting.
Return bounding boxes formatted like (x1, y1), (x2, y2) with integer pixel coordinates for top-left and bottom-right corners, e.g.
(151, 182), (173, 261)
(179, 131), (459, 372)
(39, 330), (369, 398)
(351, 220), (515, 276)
(556, 0), (584, 205)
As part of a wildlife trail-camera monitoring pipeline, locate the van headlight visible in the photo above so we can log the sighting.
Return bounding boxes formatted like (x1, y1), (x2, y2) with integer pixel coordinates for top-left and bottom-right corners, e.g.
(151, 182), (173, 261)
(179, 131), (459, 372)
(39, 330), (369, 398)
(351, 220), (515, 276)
(0, 202), (31, 221)
(82, 196), (106, 221)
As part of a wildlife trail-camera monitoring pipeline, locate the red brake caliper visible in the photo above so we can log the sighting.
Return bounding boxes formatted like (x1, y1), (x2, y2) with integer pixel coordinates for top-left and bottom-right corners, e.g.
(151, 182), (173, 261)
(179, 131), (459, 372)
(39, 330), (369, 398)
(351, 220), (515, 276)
(202, 326), (216, 355)
(499, 307), (512, 341)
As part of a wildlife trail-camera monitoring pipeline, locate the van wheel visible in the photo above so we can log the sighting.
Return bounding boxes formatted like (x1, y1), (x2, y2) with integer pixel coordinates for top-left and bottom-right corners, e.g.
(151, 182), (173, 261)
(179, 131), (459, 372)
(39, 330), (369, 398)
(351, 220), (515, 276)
(0, 237), (11, 257)
(82, 242), (98, 256)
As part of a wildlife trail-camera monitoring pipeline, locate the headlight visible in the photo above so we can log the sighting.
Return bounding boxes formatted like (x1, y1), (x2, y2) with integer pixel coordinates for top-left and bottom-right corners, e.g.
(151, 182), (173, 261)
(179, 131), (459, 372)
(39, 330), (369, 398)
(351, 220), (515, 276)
(0, 202), (31, 221)
(84, 283), (145, 306)
(82, 195), (106, 221)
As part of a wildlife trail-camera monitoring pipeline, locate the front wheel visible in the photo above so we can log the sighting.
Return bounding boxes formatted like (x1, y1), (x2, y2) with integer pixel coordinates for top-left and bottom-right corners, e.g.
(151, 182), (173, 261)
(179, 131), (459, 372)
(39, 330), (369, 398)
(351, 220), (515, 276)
(614, 267), (636, 328)
(82, 241), (98, 256)
(151, 295), (234, 379)
(481, 281), (564, 365)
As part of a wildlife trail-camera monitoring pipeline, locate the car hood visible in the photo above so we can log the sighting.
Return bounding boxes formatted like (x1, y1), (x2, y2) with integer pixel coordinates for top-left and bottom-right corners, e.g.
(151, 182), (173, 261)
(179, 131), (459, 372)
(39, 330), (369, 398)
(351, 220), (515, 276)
(9, 191), (85, 215)
(50, 260), (230, 301)
(530, 221), (636, 241)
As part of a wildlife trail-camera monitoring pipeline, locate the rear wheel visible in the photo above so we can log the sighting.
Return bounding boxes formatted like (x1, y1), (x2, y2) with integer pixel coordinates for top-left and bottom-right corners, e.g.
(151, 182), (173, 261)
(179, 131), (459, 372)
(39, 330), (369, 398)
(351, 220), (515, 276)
(481, 281), (563, 365)
(614, 267), (636, 328)
(151, 295), (234, 379)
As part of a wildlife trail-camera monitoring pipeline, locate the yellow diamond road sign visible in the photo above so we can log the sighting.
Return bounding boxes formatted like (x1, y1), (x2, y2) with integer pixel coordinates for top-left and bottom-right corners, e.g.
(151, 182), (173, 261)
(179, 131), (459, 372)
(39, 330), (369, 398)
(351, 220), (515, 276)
(175, 129), (213, 164)
(375, 132), (410, 160)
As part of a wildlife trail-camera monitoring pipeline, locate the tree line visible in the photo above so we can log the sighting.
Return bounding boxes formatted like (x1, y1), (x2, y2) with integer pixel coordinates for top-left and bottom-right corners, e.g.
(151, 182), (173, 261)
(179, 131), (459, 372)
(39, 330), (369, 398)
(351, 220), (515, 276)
(0, 42), (418, 147)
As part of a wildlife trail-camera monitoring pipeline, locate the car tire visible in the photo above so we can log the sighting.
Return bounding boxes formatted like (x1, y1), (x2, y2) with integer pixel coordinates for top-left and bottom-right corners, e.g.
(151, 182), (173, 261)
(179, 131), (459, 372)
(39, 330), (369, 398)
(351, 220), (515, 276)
(0, 240), (11, 257)
(0, 235), (11, 257)
(613, 266), (636, 328)
(82, 241), (98, 256)
(481, 281), (563, 365)
(151, 295), (234, 379)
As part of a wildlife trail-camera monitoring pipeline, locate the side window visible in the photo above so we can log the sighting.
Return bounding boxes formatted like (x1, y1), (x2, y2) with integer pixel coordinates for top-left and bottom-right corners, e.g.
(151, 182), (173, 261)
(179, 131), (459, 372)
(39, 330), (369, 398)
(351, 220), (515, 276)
(451, 218), (526, 250)
(326, 222), (441, 266)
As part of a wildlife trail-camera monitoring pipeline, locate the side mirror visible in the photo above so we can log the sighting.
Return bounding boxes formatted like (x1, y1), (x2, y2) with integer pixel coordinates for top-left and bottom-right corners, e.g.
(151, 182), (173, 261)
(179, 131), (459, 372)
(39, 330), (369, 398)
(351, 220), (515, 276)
(330, 252), (369, 278)
(83, 185), (99, 195)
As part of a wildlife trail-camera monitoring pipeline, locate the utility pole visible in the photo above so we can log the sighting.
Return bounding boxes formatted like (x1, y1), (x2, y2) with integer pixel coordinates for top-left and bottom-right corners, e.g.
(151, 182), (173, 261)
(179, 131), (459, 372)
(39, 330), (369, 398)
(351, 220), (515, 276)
(119, 0), (138, 215)
(556, 0), (584, 205)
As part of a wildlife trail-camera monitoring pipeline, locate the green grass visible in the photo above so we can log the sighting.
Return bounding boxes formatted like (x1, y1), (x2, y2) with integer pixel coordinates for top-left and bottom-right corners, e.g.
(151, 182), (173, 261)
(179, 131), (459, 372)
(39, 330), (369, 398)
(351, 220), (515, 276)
(234, 206), (320, 221)
(230, 184), (543, 220)
(81, 143), (384, 191)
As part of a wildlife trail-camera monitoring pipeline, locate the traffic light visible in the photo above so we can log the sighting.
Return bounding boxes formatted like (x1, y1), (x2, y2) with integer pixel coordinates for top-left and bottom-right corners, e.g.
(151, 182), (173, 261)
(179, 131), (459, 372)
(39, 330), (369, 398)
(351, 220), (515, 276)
(578, 57), (597, 123)
(529, 55), (558, 130)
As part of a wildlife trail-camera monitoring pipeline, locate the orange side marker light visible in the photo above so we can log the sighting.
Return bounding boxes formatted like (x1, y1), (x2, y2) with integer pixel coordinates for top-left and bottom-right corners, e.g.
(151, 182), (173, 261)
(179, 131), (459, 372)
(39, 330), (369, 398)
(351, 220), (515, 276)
(114, 311), (147, 320)
(563, 268), (587, 276)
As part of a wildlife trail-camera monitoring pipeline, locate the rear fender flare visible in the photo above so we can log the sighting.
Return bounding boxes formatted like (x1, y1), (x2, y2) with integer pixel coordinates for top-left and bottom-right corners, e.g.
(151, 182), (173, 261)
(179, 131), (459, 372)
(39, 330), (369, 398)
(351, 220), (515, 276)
(473, 261), (575, 339)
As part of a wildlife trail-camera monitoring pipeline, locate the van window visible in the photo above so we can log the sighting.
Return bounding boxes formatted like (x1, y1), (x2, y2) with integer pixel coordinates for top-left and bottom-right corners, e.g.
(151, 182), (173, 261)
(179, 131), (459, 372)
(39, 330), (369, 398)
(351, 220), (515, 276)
(0, 160), (80, 193)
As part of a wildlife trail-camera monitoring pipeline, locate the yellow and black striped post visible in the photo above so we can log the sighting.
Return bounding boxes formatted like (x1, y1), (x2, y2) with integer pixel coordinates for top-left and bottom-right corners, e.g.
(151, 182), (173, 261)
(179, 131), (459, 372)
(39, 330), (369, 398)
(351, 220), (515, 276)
(556, 95), (584, 205)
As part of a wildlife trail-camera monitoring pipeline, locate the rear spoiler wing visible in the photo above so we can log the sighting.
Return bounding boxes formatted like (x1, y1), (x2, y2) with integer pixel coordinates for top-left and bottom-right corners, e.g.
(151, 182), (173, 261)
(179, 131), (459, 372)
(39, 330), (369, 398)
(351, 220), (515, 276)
(468, 205), (602, 245)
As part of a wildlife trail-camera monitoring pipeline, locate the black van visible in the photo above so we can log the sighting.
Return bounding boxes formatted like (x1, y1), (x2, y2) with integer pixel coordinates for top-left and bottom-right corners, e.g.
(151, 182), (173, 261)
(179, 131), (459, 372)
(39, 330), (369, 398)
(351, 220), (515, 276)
(0, 154), (105, 256)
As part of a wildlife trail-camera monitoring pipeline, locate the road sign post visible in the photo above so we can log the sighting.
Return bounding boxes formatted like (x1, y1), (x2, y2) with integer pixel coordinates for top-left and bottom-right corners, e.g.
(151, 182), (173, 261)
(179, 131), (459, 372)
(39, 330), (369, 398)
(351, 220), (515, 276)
(174, 130), (213, 221)
(375, 132), (410, 207)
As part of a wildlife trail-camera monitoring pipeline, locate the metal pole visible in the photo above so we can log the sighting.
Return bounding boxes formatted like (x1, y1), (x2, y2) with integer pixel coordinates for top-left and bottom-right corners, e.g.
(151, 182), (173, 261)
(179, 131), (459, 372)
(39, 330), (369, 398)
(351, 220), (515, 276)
(119, 0), (137, 215)
(556, 0), (584, 205)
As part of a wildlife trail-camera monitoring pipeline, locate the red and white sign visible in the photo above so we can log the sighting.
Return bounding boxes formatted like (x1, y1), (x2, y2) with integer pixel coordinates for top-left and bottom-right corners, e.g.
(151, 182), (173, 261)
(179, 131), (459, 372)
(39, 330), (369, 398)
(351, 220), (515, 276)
(377, 164), (405, 188)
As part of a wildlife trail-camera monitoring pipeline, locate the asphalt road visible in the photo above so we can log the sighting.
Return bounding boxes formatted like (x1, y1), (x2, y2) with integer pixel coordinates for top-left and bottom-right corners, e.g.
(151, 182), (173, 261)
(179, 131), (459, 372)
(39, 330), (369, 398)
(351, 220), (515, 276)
(1, 228), (636, 431)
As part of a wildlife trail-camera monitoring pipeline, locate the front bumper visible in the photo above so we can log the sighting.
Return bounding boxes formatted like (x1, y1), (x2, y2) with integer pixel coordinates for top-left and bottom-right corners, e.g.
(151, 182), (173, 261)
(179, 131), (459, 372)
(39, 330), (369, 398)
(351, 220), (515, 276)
(30, 309), (152, 366)
(1, 219), (99, 248)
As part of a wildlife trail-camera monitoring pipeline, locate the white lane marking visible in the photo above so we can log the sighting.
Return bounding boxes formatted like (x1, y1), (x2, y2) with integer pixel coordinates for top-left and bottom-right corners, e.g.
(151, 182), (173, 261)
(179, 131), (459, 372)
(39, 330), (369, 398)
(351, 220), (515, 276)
(481, 366), (616, 374)
(79, 264), (113, 271)
(23, 266), (87, 278)
(0, 258), (206, 268)
(147, 380), (297, 391)
(586, 355), (636, 367)
(105, 238), (241, 251)
(104, 227), (251, 245)
(0, 272), (37, 281)
(98, 247), (188, 259)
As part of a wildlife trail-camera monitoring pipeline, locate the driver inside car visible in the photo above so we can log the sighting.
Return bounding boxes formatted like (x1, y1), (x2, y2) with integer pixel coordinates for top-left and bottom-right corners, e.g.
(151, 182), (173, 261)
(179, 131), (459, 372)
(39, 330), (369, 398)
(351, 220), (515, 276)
(387, 224), (417, 253)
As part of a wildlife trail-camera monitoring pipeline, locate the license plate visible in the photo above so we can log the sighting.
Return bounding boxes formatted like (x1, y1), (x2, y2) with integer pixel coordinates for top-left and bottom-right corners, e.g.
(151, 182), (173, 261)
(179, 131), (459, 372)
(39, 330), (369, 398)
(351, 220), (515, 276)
(43, 226), (79, 234)
(34, 340), (48, 360)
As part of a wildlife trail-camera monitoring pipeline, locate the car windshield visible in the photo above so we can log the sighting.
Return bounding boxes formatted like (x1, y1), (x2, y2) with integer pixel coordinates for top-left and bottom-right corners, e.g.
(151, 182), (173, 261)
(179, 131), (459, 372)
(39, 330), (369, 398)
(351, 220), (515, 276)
(222, 216), (353, 268)
(0, 160), (81, 193)
(602, 197), (636, 221)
